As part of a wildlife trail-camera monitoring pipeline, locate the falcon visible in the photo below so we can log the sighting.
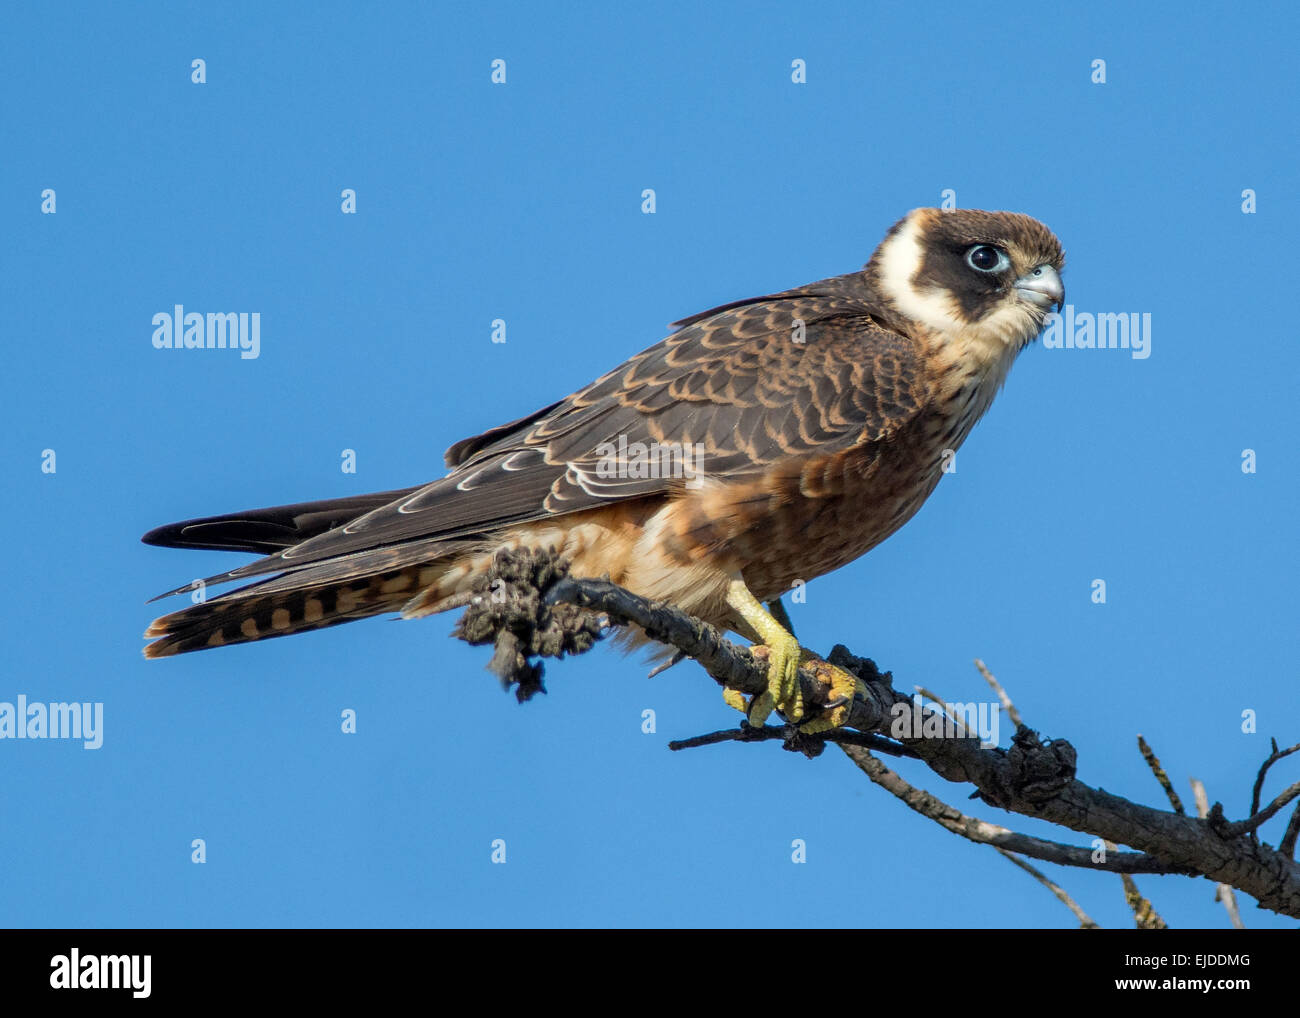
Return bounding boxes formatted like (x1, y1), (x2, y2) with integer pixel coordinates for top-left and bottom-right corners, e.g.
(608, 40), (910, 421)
(143, 208), (1065, 732)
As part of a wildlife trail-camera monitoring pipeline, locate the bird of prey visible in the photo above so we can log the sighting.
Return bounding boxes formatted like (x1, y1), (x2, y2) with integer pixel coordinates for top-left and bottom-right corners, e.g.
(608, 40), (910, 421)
(143, 207), (1064, 732)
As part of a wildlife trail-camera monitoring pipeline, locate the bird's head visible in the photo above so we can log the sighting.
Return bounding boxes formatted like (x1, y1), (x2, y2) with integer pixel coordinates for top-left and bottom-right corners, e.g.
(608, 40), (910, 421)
(867, 208), (1065, 358)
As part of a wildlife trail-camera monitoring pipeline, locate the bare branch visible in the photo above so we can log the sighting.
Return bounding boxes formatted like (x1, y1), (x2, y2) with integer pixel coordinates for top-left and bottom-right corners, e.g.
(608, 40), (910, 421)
(1280, 804), (1300, 860)
(1191, 780), (1245, 929)
(1137, 735), (1185, 815)
(975, 658), (1023, 729)
(1248, 740), (1300, 845)
(843, 746), (1177, 874)
(914, 685), (948, 708)
(646, 650), (686, 678)
(915, 685), (974, 729)
(1215, 884), (1245, 930)
(1226, 780), (1300, 838)
(453, 554), (1300, 919)
(668, 724), (918, 758)
(995, 848), (1099, 929)
(1118, 871), (1169, 930)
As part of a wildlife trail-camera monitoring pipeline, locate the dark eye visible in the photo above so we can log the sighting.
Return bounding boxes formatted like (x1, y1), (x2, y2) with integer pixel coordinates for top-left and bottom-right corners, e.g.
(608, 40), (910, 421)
(965, 244), (1009, 273)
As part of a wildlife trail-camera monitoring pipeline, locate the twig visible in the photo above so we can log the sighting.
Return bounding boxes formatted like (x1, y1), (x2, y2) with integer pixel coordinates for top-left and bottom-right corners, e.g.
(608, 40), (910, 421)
(843, 747), (1180, 874)
(1248, 740), (1300, 845)
(668, 724), (918, 757)
(975, 658), (1023, 728)
(1191, 779), (1245, 929)
(915, 685), (981, 732)
(646, 650), (685, 678)
(1225, 780), (1300, 838)
(1280, 804), (1300, 859)
(914, 685), (948, 708)
(995, 848), (1099, 928)
(1119, 871), (1169, 930)
(1137, 735), (1185, 815)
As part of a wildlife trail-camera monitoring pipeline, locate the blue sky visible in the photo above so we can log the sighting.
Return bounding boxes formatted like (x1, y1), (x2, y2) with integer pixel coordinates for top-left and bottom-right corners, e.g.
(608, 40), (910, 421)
(3, 1), (1297, 928)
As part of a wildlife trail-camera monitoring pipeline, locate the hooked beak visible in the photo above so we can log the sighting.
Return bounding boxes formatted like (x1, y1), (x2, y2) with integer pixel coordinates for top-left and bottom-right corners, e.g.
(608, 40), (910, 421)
(1015, 264), (1064, 313)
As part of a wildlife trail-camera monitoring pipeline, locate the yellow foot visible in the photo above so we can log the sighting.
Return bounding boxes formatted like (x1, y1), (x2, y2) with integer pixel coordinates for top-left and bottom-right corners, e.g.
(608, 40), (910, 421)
(721, 574), (865, 732)
(723, 650), (864, 732)
(725, 578), (805, 726)
(748, 634), (804, 727)
(795, 656), (868, 734)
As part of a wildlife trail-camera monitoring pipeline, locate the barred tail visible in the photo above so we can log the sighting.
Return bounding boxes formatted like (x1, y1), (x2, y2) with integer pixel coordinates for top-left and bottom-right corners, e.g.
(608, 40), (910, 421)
(142, 567), (425, 658)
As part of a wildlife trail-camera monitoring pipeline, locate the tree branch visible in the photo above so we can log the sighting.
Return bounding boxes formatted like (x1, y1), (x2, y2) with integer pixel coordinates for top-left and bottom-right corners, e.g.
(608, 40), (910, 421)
(844, 746), (1178, 875)
(453, 550), (1300, 920)
(1191, 780), (1246, 929)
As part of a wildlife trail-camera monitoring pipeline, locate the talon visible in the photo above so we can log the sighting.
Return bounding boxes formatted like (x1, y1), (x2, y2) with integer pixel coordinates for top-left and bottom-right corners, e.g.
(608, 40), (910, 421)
(797, 664), (866, 735)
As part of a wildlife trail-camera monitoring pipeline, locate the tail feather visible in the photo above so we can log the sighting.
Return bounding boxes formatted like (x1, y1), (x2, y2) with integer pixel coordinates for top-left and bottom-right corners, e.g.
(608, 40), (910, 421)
(143, 566), (423, 658)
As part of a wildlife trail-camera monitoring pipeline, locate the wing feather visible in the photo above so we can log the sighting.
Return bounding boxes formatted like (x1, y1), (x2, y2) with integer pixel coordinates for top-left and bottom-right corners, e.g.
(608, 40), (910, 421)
(146, 272), (932, 598)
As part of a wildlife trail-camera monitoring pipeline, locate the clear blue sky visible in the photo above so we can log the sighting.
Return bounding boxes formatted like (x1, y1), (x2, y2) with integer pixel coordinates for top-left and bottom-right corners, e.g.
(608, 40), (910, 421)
(3, 1), (1296, 928)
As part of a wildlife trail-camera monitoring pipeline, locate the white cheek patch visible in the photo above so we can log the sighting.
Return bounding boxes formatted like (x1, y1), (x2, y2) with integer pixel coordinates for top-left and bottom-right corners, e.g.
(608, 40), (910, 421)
(874, 216), (966, 335)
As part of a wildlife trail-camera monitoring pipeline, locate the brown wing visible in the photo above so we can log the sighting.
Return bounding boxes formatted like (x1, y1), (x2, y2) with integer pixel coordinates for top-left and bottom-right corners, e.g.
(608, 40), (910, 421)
(141, 488), (424, 555)
(146, 273), (932, 600)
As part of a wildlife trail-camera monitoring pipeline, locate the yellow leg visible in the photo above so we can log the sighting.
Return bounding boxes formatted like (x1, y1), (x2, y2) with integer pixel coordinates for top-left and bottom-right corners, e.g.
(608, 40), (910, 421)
(722, 578), (867, 731)
(725, 578), (804, 725)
